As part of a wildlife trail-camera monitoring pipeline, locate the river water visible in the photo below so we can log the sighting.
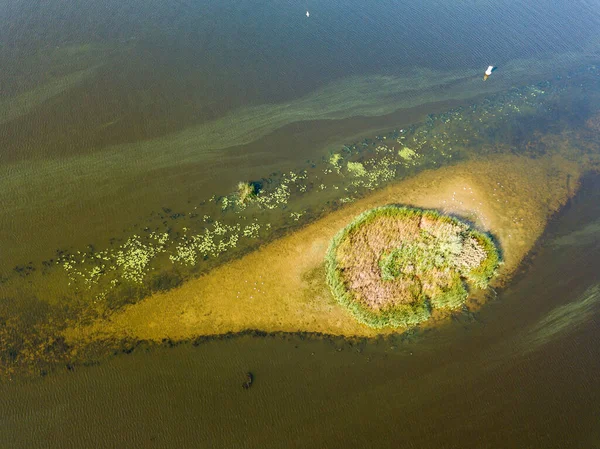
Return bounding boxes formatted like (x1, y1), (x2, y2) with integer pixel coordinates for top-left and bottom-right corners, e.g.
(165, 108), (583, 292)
(1, 0), (600, 447)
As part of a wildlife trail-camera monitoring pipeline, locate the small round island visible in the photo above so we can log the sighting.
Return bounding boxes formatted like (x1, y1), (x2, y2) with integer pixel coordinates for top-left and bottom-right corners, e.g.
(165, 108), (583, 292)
(325, 206), (500, 328)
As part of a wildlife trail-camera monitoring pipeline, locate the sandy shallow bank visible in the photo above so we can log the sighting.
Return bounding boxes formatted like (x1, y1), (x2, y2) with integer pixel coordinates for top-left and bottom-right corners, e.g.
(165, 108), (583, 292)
(64, 153), (582, 343)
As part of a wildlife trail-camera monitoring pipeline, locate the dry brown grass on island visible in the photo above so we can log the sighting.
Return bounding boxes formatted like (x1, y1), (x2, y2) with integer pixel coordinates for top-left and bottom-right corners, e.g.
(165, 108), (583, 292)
(326, 206), (500, 328)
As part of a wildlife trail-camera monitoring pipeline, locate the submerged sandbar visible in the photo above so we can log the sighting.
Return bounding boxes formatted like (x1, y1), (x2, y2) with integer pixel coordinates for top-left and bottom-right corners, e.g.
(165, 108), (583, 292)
(65, 153), (582, 342)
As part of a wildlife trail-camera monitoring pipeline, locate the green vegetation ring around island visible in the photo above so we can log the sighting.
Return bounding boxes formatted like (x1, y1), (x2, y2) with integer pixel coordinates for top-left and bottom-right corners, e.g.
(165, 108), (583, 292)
(325, 206), (500, 329)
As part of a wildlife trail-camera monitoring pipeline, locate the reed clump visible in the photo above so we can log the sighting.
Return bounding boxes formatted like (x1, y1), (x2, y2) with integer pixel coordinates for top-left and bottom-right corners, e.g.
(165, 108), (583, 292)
(325, 206), (500, 328)
(236, 182), (257, 205)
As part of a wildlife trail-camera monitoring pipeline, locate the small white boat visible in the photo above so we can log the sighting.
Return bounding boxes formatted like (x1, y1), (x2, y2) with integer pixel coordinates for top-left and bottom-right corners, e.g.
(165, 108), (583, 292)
(484, 65), (495, 81)
(306, 10), (310, 17)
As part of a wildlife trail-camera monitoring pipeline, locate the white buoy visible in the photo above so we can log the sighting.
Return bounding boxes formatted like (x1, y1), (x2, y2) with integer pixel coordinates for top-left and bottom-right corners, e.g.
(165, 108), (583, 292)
(306, 10), (310, 17)
(483, 65), (495, 80)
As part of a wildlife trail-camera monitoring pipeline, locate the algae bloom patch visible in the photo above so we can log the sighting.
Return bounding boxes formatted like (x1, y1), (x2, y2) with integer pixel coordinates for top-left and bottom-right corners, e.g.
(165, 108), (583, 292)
(325, 206), (499, 328)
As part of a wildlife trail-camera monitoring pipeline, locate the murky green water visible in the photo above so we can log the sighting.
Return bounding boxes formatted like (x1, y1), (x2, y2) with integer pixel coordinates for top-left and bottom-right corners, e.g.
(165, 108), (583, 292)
(1, 0), (600, 446)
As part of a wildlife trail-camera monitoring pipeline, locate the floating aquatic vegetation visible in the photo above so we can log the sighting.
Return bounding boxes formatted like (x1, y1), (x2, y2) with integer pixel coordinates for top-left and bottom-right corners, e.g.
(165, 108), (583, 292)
(398, 146), (417, 164)
(346, 161), (367, 177)
(221, 196), (232, 211)
(242, 221), (261, 238)
(170, 221), (241, 266)
(60, 232), (170, 288)
(115, 234), (166, 283)
(256, 183), (291, 209)
(254, 170), (308, 210)
(346, 154), (399, 191)
(329, 153), (343, 173)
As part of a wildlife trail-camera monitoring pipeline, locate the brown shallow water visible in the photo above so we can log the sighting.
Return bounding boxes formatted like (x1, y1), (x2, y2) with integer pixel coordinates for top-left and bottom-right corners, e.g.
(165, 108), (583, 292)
(1, 174), (599, 449)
